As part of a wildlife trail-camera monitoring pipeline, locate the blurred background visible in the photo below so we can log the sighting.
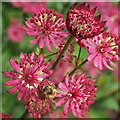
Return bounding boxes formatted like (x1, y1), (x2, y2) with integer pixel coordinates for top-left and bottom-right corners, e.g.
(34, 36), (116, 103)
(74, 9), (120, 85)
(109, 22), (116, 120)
(2, 1), (120, 119)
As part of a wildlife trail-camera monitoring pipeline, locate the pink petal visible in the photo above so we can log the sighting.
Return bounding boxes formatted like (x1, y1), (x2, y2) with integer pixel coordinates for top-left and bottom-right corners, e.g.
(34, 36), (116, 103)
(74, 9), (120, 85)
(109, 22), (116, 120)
(58, 82), (69, 92)
(63, 99), (70, 115)
(49, 35), (58, 49)
(65, 74), (69, 87)
(56, 97), (67, 106)
(93, 55), (99, 68)
(20, 52), (26, 59)
(29, 36), (39, 44)
(45, 36), (53, 52)
(17, 89), (24, 100)
(38, 36), (45, 48)
(103, 58), (113, 70)
(4, 79), (21, 85)
(7, 85), (19, 93)
(98, 54), (103, 70)
(9, 58), (20, 72)
(70, 102), (76, 117)
(3, 71), (16, 78)
(87, 52), (97, 61)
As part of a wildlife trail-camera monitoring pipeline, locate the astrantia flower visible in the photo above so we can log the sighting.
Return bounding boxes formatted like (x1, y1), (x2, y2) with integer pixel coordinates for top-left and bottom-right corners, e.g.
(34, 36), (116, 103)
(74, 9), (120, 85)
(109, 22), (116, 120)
(23, 8), (68, 52)
(56, 73), (97, 117)
(25, 98), (54, 118)
(3, 52), (53, 103)
(84, 30), (119, 70)
(66, 3), (106, 40)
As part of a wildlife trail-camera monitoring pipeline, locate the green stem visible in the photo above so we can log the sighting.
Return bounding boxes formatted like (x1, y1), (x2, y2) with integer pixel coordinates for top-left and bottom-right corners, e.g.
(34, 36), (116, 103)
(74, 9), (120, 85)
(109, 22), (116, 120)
(45, 52), (58, 58)
(69, 59), (88, 76)
(77, 47), (82, 60)
(52, 35), (74, 69)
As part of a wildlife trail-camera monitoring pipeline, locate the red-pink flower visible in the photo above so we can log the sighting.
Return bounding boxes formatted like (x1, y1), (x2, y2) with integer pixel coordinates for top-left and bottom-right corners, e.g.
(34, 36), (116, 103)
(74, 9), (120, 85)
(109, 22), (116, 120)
(56, 73), (97, 117)
(3, 52), (53, 103)
(7, 17), (24, 43)
(66, 3), (106, 40)
(25, 98), (54, 118)
(84, 30), (119, 70)
(23, 8), (68, 52)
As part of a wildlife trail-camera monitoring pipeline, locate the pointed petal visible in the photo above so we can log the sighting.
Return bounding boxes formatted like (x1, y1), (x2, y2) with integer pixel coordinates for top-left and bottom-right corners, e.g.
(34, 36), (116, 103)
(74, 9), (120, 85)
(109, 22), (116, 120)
(56, 97), (67, 106)
(59, 82), (69, 92)
(38, 36), (45, 48)
(29, 36), (39, 44)
(63, 99), (70, 115)
(94, 15), (101, 22)
(4, 79), (21, 85)
(45, 36), (53, 52)
(90, 7), (97, 15)
(98, 21), (107, 29)
(103, 58), (113, 70)
(87, 52), (97, 61)
(71, 102), (76, 117)
(93, 55), (99, 68)
(9, 58), (20, 72)
(7, 85), (19, 93)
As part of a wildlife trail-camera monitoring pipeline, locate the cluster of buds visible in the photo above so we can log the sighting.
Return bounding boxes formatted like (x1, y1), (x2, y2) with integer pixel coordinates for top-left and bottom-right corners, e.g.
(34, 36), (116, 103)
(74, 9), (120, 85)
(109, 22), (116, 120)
(3, 2), (119, 119)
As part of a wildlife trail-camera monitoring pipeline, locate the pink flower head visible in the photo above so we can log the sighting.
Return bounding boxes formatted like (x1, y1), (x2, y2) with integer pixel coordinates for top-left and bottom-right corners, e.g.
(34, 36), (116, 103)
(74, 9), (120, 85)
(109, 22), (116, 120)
(3, 52), (53, 104)
(11, 0), (47, 13)
(56, 73), (97, 117)
(84, 30), (119, 70)
(7, 17), (24, 43)
(25, 98), (54, 118)
(0, 112), (13, 120)
(66, 3), (106, 40)
(23, 8), (68, 52)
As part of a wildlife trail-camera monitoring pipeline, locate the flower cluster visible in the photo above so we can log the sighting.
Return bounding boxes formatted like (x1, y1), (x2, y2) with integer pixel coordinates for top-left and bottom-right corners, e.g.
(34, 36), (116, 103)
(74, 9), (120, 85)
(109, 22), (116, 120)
(3, 2), (119, 119)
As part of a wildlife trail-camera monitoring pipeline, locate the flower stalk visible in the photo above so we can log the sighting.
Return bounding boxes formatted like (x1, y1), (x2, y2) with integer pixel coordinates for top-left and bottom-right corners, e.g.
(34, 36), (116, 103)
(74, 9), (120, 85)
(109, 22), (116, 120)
(69, 59), (88, 76)
(52, 35), (74, 69)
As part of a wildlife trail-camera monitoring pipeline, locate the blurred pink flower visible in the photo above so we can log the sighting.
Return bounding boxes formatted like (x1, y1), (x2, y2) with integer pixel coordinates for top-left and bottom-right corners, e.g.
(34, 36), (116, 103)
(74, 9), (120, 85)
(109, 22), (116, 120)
(84, 60), (102, 77)
(56, 73), (97, 117)
(11, 0), (47, 13)
(45, 109), (68, 119)
(90, 2), (119, 34)
(50, 59), (74, 84)
(7, 17), (24, 43)
(3, 52), (53, 104)
(0, 112), (13, 120)
(66, 3), (106, 41)
(58, 41), (75, 62)
(23, 8), (68, 52)
(25, 98), (54, 118)
(84, 30), (119, 70)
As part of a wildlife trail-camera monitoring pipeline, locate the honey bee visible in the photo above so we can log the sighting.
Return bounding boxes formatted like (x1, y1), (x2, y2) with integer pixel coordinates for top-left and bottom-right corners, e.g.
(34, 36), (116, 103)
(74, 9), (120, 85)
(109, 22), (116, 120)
(42, 81), (56, 98)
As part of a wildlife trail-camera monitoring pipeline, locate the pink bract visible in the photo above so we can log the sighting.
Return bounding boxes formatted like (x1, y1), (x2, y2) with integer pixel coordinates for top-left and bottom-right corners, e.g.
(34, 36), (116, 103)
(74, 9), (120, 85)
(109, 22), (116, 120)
(83, 30), (119, 70)
(23, 8), (68, 52)
(66, 3), (106, 40)
(56, 73), (97, 117)
(3, 52), (53, 104)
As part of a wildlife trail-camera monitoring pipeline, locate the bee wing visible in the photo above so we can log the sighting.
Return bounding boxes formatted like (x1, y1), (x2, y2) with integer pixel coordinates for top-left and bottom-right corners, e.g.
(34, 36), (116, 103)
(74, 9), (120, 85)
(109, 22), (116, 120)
(57, 89), (68, 95)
